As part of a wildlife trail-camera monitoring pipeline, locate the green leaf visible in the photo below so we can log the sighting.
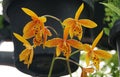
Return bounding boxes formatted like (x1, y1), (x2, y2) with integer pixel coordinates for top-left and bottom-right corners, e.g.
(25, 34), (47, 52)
(103, 27), (110, 36)
(101, 3), (120, 16)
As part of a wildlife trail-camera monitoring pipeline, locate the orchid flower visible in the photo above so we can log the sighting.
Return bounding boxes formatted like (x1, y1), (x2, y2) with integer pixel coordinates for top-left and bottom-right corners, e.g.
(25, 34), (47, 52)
(22, 8), (46, 39)
(22, 8), (52, 47)
(45, 27), (83, 59)
(83, 31), (112, 70)
(33, 26), (52, 47)
(13, 33), (34, 68)
(63, 3), (97, 40)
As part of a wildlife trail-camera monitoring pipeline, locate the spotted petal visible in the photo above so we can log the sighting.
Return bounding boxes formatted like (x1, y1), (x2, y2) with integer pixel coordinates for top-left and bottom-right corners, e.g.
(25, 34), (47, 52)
(23, 21), (35, 39)
(92, 54), (100, 70)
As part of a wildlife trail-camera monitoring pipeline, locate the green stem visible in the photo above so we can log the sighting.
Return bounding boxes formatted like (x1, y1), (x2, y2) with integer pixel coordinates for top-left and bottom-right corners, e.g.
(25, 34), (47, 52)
(43, 15), (64, 28)
(48, 54), (56, 77)
(48, 56), (83, 77)
(46, 26), (58, 37)
(55, 57), (82, 69)
(70, 50), (80, 57)
(66, 59), (72, 77)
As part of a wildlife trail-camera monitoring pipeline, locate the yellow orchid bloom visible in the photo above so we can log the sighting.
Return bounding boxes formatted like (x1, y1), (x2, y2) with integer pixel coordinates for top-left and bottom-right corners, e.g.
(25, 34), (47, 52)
(22, 8), (52, 47)
(33, 26), (52, 47)
(45, 28), (83, 59)
(63, 3), (97, 40)
(83, 31), (112, 70)
(13, 33), (34, 68)
(22, 8), (46, 39)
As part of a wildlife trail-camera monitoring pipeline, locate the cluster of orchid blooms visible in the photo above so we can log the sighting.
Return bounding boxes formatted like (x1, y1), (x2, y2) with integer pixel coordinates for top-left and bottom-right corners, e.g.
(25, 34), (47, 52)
(13, 3), (112, 77)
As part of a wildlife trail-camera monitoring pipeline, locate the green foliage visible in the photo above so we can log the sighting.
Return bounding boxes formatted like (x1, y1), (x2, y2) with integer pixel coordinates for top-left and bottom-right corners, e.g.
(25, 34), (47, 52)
(100, 0), (120, 36)
(88, 52), (119, 77)
(109, 52), (119, 77)
(101, 3), (120, 16)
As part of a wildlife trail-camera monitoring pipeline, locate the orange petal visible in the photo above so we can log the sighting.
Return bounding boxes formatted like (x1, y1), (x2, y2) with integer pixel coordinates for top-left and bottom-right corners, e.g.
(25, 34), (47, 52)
(92, 30), (103, 49)
(83, 68), (94, 73)
(63, 27), (69, 40)
(67, 39), (83, 50)
(44, 27), (52, 36)
(56, 45), (61, 57)
(23, 21), (35, 39)
(39, 16), (47, 23)
(13, 33), (31, 46)
(28, 49), (34, 68)
(86, 53), (91, 66)
(78, 19), (97, 28)
(94, 50), (112, 59)
(45, 38), (63, 47)
(75, 3), (84, 20)
(64, 44), (71, 59)
(77, 31), (83, 40)
(22, 8), (38, 18)
(19, 49), (30, 61)
(43, 27), (52, 46)
(73, 25), (83, 40)
(62, 18), (75, 27)
(69, 27), (74, 39)
(81, 68), (87, 77)
(83, 44), (91, 52)
(92, 55), (100, 70)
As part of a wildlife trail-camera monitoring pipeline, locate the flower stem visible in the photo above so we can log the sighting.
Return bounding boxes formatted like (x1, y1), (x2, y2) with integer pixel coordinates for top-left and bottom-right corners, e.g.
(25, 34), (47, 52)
(48, 54), (56, 77)
(70, 50), (80, 57)
(55, 57), (82, 68)
(46, 26), (58, 37)
(66, 59), (72, 77)
(43, 15), (64, 28)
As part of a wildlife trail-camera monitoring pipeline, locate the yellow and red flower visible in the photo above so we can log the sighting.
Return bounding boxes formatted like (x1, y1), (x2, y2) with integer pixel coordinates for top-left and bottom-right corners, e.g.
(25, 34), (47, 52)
(22, 8), (46, 39)
(63, 3), (97, 40)
(83, 31), (112, 70)
(22, 8), (52, 47)
(13, 33), (34, 68)
(45, 27), (83, 59)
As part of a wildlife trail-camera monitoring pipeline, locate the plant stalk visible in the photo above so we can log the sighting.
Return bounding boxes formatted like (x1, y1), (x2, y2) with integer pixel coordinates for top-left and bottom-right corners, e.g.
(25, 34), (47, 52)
(48, 54), (56, 77)
(66, 59), (72, 77)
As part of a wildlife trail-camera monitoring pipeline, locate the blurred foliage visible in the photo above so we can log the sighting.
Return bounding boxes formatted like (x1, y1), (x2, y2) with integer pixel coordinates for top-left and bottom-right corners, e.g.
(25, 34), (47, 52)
(0, 15), (11, 41)
(0, 15), (3, 29)
(100, 0), (120, 36)
(80, 51), (119, 77)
